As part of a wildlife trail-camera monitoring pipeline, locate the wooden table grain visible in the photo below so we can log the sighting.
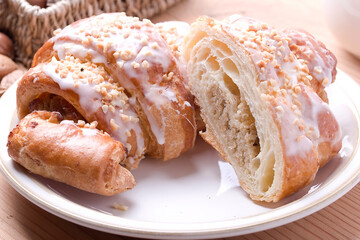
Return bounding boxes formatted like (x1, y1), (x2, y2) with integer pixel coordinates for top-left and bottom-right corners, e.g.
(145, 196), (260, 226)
(1, 0), (360, 239)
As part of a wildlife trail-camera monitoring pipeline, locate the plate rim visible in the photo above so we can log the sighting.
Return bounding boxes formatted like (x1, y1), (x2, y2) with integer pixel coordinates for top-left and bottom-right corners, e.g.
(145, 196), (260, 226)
(0, 69), (360, 239)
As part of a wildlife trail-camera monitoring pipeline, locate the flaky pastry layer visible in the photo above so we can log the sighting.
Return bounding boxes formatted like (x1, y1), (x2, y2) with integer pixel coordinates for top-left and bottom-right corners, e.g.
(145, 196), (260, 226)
(184, 15), (342, 202)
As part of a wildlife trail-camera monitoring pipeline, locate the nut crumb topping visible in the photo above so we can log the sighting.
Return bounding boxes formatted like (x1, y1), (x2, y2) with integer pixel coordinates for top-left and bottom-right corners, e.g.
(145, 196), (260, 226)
(47, 13), (194, 168)
(113, 203), (128, 211)
(219, 16), (338, 159)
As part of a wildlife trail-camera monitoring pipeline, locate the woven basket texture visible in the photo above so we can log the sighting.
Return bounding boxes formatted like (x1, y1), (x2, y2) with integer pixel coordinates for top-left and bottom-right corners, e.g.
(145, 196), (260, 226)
(0, 0), (181, 67)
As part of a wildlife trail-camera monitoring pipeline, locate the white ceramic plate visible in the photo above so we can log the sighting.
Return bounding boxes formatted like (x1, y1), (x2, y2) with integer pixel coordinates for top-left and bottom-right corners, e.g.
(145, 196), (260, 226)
(0, 70), (359, 239)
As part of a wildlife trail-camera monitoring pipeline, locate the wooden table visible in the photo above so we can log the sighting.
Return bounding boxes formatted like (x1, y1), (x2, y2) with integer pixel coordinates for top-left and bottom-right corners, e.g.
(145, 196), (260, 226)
(1, 0), (359, 239)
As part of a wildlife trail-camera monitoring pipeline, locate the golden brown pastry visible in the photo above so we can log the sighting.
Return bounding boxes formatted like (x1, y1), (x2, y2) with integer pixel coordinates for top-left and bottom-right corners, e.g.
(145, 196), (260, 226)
(16, 13), (196, 168)
(183, 15), (342, 202)
(7, 111), (135, 195)
(9, 13), (196, 195)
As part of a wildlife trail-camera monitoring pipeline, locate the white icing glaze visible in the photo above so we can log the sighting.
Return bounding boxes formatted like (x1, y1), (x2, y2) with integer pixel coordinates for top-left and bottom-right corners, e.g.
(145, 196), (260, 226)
(156, 21), (190, 37)
(225, 17), (306, 87)
(145, 84), (178, 104)
(60, 120), (99, 137)
(274, 100), (313, 157)
(53, 40), (107, 64)
(51, 13), (186, 146)
(43, 59), (102, 114)
(43, 57), (145, 160)
(60, 119), (76, 125)
(223, 16), (341, 159)
(298, 85), (342, 147)
(139, 99), (165, 145)
(184, 101), (191, 107)
(81, 128), (100, 137)
(284, 29), (336, 87)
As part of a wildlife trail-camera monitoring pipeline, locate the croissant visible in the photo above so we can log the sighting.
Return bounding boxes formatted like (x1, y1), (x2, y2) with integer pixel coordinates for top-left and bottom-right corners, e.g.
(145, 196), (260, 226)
(8, 13), (196, 195)
(183, 15), (342, 202)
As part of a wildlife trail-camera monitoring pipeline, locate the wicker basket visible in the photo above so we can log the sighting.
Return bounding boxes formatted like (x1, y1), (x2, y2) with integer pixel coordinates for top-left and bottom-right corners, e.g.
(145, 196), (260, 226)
(0, 0), (182, 67)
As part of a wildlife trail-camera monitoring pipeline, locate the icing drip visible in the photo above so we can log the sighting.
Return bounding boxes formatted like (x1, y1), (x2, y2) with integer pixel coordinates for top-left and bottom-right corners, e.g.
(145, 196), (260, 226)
(273, 100), (313, 157)
(297, 86), (342, 148)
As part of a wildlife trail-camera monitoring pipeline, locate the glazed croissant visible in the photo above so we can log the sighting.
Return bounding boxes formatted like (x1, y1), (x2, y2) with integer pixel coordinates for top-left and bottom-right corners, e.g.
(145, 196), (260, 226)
(8, 13), (197, 195)
(183, 15), (342, 202)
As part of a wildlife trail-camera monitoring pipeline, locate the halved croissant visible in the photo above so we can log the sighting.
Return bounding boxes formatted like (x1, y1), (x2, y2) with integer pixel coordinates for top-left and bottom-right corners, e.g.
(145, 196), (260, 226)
(8, 13), (196, 195)
(16, 13), (196, 169)
(183, 15), (342, 202)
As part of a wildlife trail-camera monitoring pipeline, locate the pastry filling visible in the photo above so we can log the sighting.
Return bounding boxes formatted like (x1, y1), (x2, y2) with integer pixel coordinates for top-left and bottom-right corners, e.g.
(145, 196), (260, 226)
(190, 39), (276, 194)
(28, 93), (85, 122)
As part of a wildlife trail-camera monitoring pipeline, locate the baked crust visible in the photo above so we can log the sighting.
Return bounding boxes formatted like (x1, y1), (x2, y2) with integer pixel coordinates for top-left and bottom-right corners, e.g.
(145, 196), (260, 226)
(7, 111), (135, 195)
(184, 15), (342, 202)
